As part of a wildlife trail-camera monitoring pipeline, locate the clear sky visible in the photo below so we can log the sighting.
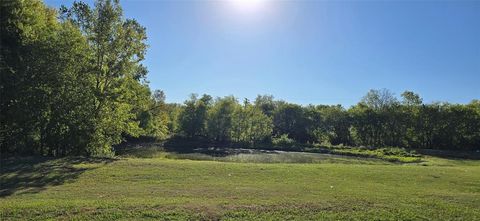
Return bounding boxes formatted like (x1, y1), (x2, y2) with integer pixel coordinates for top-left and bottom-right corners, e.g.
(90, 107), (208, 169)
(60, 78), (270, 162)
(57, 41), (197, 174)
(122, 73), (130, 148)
(45, 0), (480, 107)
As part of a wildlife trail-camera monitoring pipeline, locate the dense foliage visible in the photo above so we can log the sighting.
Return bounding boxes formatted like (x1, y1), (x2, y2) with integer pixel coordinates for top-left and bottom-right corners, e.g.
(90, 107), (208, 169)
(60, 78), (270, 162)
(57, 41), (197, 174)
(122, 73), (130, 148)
(1, 0), (152, 156)
(172, 90), (479, 151)
(1, 0), (479, 157)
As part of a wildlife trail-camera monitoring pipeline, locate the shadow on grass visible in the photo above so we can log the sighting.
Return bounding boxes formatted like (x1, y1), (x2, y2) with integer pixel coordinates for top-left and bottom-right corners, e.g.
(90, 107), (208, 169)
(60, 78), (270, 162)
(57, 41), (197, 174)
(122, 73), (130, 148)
(0, 157), (116, 197)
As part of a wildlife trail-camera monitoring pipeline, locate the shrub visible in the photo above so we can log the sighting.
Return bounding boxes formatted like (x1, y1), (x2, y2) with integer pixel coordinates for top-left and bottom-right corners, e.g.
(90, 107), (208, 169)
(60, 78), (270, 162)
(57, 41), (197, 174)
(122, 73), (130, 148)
(272, 134), (295, 148)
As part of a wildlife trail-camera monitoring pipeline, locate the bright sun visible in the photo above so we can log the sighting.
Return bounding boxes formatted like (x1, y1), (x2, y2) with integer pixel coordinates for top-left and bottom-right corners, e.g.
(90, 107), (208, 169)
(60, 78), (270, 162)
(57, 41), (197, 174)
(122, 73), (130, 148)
(229, 0), (267, 13)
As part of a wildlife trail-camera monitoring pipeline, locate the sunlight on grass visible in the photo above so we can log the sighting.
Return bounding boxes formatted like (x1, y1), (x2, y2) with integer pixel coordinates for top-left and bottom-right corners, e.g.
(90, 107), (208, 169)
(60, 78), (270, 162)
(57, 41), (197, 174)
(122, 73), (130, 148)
(1, 156), (479, 220)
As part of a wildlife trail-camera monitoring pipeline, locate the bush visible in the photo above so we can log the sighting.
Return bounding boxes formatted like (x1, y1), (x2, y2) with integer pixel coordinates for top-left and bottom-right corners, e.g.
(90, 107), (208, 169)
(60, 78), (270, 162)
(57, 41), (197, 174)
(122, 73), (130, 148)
(272, 134), (295, 148)
(379, 147), (419, 157)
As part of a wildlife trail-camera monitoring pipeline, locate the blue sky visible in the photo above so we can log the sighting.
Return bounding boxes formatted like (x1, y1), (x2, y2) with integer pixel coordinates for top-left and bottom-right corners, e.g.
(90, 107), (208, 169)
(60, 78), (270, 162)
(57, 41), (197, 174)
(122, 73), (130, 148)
(45, 0), (480, 107)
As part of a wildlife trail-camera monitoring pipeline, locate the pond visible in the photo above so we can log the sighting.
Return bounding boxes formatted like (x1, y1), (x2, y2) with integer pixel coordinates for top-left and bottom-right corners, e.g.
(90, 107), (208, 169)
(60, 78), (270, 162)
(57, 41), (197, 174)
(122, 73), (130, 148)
(164, 147), (389, 164)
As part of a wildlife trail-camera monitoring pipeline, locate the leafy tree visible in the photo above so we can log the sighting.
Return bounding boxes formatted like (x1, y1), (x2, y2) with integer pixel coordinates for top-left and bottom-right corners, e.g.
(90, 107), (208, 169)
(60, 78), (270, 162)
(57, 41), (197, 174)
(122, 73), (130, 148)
(165, 103), (182, 135)
(207, 96), (238, 142)
(307, 105), (352, 145)
(401, 91), (422, 106)
(254, 95), (277, 117)
(273, 102), (311, 143)
(137, 90), (170, 139)
(401, 91), (423, 147)
(178, 94), (211, 138)
(231, 100), (273, 145)
(61, 0), (150, 155)
(361, 89), (398, 110)
(350, 89), (403, 147)
(1, 0), (94, 156)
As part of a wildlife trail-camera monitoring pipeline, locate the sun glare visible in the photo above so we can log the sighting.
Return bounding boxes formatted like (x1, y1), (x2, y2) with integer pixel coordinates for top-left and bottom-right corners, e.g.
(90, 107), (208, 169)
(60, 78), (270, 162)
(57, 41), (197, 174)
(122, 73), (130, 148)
(229, 0), (267, 13)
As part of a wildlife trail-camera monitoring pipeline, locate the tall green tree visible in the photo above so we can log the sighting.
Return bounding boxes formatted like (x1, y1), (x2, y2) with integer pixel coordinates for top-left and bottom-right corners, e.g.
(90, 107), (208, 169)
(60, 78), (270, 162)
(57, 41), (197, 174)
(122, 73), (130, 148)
(1, 0), (94, 156)
(231, 100), (273, 146)
(254, 95), (277, 117)
(138, 89), (169, 139)
(350, 89), (401, 147)
(61, 0), (150, 155)
(401, 91), (423, 148)
(207, 96), (238, 142)
(307, 105), (352, 145)
(178, 94), (212, 138)
(273, 102), (311, 143)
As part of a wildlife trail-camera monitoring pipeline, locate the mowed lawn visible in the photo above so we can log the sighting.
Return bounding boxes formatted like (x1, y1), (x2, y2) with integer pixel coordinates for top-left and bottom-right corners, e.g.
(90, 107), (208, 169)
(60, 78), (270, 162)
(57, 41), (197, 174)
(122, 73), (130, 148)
(1, 154), (479, 220)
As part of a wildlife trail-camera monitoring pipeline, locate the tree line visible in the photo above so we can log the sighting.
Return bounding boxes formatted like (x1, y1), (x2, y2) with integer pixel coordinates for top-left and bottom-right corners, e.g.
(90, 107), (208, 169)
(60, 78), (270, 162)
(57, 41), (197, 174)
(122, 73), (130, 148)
(162, 90), (479, 151)
(1, 0), (479, 157)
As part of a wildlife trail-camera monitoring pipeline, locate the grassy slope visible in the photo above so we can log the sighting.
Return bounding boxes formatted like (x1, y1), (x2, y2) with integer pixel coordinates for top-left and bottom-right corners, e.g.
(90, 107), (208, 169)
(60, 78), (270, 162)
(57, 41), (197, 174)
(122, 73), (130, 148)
(1, 156), (479, 220)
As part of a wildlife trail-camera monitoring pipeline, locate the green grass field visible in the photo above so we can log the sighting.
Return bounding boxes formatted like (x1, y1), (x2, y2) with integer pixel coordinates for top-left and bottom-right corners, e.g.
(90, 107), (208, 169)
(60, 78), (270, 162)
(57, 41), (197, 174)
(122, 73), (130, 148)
(1, 149), (480, 220)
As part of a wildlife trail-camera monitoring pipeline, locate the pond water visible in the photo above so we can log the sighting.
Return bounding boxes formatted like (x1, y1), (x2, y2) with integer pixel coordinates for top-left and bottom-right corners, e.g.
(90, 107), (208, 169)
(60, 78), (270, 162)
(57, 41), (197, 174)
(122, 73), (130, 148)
(165, 147), (389, 164)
